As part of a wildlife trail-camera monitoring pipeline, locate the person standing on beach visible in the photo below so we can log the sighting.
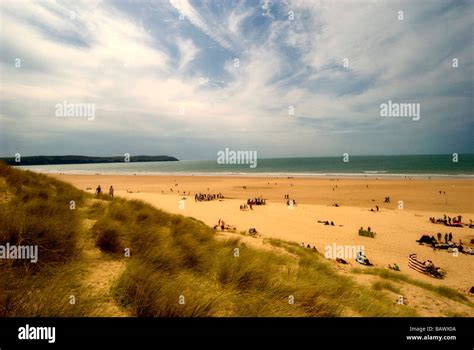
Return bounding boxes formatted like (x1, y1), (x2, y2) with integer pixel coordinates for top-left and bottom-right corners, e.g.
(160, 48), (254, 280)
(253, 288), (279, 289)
(109, 185), (114, 198)
(96, 185), (102, 196)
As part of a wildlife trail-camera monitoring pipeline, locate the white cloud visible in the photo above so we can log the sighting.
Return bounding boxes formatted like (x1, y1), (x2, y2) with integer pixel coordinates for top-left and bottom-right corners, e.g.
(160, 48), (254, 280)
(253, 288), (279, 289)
(176, 38), (200, 71)
(169, 0), (232, 49)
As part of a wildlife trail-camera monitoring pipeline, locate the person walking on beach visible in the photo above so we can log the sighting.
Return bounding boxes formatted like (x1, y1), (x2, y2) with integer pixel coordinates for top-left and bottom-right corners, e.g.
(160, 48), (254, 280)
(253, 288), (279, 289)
(109, 185), (114, 198)
(95, 185), (102, 196)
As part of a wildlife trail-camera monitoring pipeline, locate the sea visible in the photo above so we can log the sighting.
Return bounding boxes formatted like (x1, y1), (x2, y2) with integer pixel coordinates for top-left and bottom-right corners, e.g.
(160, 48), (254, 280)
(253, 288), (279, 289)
(17, 154), (474, 178)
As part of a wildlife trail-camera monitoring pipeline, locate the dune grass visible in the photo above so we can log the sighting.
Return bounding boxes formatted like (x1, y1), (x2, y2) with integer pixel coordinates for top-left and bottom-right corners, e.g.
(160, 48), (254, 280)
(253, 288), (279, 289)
(0, 163), (101, 316)
(94, 201), (416, 316)
(372, 281), (401, 294)
(0, 261), (102, 316)
(352, 268), (473, 306)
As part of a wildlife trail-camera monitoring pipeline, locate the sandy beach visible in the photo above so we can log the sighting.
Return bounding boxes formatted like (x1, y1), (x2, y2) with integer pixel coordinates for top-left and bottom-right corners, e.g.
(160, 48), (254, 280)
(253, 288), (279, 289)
(53, 174), (474, 292)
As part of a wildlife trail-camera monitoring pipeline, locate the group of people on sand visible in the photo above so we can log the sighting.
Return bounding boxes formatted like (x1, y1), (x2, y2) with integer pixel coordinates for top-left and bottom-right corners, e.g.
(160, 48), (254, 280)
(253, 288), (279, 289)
(423, 259), (435, 270)
(95, 185), (114, 197)
(284, 195), (298, 207)
(286, 199), (297, 207)
(248, 197), (266, 206)
(439, 232), (454, 243)
(239, 197), (266, 210)
(420, 232), (473, 254)
(317, 220), (335, 226)
(384, 196), (391, 203)
(409, 254), (446, 278)
(194, 192), (224, 202)
(213, 219), (235, 231)
(422, 259), (444, 276)
(429, 215), (463, 227)
(300, 242), (318, 252)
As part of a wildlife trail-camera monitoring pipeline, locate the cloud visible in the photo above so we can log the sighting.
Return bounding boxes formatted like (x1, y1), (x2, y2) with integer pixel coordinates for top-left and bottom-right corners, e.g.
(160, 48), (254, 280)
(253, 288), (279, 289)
(176, 37), (200, 71)
(169, 0), (233, 49)
(0, 0), (472, 158)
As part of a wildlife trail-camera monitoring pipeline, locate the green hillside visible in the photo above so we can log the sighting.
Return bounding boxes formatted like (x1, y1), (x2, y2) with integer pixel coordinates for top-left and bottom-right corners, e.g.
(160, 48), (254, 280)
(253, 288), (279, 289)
(0, 155), (178, 166)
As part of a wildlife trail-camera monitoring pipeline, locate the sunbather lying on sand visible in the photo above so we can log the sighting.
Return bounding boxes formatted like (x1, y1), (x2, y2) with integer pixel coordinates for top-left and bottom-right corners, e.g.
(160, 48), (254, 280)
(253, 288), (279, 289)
(336, 257), (348, 264)
(356, 251), (373, 266)
(317, 220), (335, 226)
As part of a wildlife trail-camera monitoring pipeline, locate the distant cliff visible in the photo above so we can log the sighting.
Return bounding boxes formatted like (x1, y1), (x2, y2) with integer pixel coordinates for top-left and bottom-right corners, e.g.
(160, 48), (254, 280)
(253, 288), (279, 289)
(0, 155), (179, 166)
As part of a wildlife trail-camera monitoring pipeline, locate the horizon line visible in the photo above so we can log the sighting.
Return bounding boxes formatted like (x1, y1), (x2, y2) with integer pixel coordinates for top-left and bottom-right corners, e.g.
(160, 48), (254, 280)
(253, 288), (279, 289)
(2, 153), (474, 161)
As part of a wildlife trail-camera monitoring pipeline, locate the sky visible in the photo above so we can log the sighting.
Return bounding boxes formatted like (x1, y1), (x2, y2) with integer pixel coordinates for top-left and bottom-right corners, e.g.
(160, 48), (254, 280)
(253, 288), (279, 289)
(0, 0), (473, 160)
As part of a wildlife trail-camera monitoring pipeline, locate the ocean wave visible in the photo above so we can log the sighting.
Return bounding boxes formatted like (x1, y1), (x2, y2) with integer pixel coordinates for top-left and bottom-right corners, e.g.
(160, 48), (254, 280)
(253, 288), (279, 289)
(18, 167), (474, 179)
